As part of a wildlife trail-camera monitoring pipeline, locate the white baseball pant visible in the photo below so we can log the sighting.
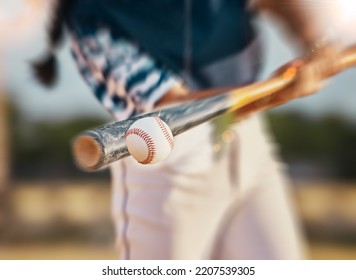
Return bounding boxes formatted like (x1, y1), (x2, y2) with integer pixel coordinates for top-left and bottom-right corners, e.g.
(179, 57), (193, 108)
(110, 113), (306, 259)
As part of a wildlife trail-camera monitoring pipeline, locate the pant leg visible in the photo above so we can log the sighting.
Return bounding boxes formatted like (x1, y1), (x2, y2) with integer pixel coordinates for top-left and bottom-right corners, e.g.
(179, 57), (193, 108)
(211, 115), (306, 259)
(110, 122), (236, 259)
(111, 159), (174, 260)
(211, 162), (306, 259)
(110, 114), (305, 260)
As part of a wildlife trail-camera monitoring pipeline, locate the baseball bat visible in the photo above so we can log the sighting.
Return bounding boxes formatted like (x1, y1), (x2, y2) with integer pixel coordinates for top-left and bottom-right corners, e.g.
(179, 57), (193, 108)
(72, 46), (356, 171)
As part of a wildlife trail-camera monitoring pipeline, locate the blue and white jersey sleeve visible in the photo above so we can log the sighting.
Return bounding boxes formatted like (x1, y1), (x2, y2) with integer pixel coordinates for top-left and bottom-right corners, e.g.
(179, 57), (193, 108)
(70, 30), (182, 121)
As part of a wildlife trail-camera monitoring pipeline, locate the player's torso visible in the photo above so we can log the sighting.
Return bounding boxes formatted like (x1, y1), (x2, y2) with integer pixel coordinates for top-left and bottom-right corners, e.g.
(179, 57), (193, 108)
(67, 0), (256, 73)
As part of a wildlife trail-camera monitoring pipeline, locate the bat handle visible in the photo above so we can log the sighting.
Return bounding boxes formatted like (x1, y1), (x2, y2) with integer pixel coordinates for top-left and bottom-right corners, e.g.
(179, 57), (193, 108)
(339, 46), (356, 71)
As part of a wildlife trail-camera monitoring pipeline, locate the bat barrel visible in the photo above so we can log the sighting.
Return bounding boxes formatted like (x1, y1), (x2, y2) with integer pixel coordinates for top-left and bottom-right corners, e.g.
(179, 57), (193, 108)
(72, 94), (230, 171)
(72, 134), (104, 171)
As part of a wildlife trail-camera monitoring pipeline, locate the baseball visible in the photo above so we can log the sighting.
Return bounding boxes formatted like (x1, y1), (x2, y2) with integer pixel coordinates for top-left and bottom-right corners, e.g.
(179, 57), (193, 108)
(125, 116), (174, 164)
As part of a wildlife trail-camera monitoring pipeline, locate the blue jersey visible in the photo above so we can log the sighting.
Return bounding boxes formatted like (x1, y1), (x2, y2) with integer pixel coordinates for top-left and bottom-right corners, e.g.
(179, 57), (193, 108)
(67, 0), (256, 74)
(67, 0), (259, 120)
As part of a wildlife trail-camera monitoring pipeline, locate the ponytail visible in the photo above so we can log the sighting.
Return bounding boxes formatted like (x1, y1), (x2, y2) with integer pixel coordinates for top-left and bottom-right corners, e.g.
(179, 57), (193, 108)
(32, 0), (71, 87)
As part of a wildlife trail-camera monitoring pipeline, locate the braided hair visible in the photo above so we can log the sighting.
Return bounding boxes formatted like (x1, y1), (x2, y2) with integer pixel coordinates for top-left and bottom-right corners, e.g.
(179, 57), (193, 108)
(32, 0), (71, 87)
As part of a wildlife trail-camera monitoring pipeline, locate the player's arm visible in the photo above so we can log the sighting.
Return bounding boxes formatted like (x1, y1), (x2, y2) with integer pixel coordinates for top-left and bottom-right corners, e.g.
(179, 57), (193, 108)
(233, 46), (341, 121)
(240, 0), (342, 116)
(157, 84), (239, 107)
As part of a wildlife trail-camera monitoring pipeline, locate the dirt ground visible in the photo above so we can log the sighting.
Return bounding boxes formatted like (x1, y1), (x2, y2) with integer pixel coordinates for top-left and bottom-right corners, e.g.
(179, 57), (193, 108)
(1, 242), (356, 260)
(0, 243), (117, 260)
(0, 180), (355, 260)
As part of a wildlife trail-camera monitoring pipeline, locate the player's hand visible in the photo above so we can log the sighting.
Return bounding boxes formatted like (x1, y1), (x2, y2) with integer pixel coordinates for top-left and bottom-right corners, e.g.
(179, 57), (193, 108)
(272, 44), (342, 102)
(233, 44), (342, 121)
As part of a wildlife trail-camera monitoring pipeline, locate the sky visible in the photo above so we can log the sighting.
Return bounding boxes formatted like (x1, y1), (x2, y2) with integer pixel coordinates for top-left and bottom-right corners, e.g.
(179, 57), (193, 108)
(1, 3), (356, 123)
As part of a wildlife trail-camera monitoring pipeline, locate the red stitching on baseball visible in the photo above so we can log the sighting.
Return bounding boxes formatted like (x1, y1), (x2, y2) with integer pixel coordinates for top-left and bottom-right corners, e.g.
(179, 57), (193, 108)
(154, 116), (174, 148)
(126, 128), (156, 164)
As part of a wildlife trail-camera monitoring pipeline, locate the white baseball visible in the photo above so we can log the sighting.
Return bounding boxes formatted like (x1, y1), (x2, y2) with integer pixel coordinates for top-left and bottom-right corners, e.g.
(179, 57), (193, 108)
(125, 116), (174, 164)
